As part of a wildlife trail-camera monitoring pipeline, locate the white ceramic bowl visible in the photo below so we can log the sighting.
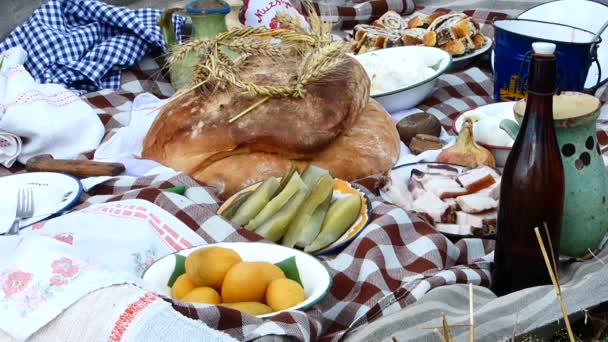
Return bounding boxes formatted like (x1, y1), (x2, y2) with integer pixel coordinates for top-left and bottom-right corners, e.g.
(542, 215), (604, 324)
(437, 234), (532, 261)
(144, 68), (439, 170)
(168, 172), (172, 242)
(142, 242), (332, 318)
(353, 46), (452, 112)
(453, 102), (517, 167)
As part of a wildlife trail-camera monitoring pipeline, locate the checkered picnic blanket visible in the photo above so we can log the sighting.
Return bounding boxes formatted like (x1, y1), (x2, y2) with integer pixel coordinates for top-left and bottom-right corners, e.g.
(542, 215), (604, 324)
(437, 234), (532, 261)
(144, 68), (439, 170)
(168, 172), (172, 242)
(74, 172), (493, 342)
(2, 6), (608, 342)
(292, 0), (416, 29)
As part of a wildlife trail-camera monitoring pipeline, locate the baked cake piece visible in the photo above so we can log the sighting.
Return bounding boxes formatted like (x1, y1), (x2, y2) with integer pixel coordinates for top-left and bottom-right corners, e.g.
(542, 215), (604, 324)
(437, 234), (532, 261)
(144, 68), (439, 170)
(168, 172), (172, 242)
(373, 10), (408, 31)
(441, 39), (467, 56)
(401, 28), (426, 45)
(407, 16), (425, 29)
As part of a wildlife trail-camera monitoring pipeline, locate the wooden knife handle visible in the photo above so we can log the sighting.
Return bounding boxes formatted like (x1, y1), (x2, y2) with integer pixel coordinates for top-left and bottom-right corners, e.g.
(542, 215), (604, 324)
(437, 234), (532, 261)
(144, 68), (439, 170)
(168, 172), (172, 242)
(26, 154), (125, 178)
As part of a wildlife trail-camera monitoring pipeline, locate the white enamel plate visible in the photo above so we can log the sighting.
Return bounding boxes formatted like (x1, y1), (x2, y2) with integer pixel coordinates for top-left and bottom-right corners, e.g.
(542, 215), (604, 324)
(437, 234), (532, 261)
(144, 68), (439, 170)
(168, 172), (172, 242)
(0, 172), (83, 234)
(141, 242), (332, 318)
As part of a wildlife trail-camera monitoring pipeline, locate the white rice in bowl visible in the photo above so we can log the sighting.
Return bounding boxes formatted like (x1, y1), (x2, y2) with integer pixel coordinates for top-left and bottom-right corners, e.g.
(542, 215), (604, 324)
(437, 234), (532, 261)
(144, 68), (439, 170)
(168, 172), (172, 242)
(356, 53), (438, 96)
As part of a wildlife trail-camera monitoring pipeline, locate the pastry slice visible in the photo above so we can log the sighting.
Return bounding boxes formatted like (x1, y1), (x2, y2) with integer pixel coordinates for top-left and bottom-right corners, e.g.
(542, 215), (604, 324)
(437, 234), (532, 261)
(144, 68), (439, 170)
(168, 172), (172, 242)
(472, 34), (486, 49)
(451, 18), (478, 39)
(401, 28), (426, 45)
(408, 16), (425, 29)
(423, 10), (450, 25)
(422, 31), (437, 46)
(428, 13), (467, 45)
(374, 10), (409, 31)
(441, 39), (467, 56)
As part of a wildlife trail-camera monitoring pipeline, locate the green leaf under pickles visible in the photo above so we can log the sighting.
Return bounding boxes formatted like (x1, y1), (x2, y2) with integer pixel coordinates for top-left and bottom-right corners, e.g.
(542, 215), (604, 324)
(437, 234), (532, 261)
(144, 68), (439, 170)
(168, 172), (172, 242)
(274, 256), (303, 286)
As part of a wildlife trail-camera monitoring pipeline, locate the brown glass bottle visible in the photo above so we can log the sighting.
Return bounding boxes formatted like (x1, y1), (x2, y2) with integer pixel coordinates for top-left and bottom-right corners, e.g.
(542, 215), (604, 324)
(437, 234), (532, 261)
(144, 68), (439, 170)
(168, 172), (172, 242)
(491, 43), (565, 296)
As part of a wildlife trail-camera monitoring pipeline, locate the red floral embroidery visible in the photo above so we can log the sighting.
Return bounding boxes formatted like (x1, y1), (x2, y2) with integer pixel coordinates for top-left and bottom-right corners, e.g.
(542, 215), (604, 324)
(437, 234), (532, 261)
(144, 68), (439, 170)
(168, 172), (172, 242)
(53, 233), (74, 245)
(49, 275), (67, 287)
(31, 222), (47, 231)
(51, 258), (79, 277)
(3, 271), (32, 297)
(109, 293), (160, 342)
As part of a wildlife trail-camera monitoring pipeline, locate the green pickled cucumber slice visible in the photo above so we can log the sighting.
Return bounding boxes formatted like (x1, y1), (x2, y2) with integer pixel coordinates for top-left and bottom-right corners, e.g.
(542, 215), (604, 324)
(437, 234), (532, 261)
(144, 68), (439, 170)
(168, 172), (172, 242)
(272, 164), (298, 198)
(220, 191), (253, 220)
(282, 174), (334, 248)
(304, 194), (361, 253)
(245, 172), (304, 231)
(295, 192), (332, 248)
(255, 187), (309, 242)
(301, 165), (329, 188)
(230, 177), (280, 226)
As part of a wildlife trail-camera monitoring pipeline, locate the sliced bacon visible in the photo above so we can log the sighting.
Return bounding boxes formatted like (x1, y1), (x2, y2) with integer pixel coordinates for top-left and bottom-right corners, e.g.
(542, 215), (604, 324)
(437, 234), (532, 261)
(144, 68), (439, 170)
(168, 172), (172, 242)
(456, 167), (496, 192)
(412, 191), (451, 223)
(455, 193), (498, 214)
(435, 223), (472, 235)
(426, 164), (460, 176)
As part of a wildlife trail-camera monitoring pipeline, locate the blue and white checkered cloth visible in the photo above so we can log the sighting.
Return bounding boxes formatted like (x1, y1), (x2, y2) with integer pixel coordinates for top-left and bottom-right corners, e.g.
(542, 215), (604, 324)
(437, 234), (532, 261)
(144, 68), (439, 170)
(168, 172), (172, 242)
(0, 0), (185, 94)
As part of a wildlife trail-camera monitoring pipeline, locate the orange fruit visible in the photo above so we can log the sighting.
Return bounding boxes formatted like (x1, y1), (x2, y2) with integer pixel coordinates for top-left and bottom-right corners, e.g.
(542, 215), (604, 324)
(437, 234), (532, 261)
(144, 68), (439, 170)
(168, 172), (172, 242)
(221, 261), (282, 303)
(171, 274), (197, 300)
(220, 302), (273, 315)
(265, 278), (305, 311)
(181, 286), (222, 304)
(185, 247), (242, 290)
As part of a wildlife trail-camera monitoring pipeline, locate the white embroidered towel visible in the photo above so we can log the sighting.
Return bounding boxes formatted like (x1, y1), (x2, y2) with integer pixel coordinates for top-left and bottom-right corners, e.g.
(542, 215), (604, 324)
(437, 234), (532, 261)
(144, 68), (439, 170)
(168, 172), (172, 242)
(0, 199), (205, 341)
(0, 47), (104, 165)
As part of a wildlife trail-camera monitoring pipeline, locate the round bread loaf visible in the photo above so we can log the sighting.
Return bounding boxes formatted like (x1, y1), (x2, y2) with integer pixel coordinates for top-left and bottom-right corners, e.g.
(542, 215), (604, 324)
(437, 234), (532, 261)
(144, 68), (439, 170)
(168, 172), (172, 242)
(142, 53), (399, 199)
(193, 100), (400, 198)
(143, 53), (369, 170)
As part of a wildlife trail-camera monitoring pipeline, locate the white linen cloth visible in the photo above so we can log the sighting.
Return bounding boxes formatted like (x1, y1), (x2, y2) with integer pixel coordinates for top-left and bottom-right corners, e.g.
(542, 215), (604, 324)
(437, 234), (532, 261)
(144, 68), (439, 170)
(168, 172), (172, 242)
(391, 108), (457, 167)
(92, 92), (176, 181)
(94, 93), (167, 161)
(0, 199), (205, 341)
(0, 284), (237, 342)
(0, 47), (104, 165)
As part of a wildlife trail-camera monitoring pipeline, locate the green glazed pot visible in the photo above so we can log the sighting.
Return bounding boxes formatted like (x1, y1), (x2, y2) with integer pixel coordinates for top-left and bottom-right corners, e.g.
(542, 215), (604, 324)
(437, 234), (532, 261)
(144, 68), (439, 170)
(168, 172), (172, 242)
(158, 0), (232, 90)
(500, 92), (607, 257)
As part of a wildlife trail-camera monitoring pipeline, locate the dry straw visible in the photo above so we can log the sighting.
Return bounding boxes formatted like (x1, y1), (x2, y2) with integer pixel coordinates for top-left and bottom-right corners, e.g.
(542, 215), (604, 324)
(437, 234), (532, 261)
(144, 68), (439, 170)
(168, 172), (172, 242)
(534, 226), (575, 342)
(469, 283), (475, 342)
(164, 0), (344, 122)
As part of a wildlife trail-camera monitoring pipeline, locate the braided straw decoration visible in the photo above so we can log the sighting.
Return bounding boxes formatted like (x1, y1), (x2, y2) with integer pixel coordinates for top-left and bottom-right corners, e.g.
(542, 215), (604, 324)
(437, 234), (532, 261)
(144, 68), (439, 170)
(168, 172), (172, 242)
(166, 0), (342, 101)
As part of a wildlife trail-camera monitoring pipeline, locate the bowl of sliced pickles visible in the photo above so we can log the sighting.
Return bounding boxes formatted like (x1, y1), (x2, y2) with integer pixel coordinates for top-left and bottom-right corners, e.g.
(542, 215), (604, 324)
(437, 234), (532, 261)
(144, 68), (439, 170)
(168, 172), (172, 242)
(218, 165), (371, 256)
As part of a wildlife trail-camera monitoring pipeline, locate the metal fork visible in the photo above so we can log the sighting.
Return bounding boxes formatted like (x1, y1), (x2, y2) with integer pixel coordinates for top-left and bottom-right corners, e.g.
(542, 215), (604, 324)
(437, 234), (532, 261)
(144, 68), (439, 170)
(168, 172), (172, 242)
(7, 187), (35, 235)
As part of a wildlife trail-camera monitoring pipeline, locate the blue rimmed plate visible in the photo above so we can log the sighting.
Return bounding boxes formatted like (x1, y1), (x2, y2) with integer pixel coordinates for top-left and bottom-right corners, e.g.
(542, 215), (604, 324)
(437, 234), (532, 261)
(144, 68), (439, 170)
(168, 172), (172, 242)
(0, 172), (83, 234)
(218, 179), (371, 256)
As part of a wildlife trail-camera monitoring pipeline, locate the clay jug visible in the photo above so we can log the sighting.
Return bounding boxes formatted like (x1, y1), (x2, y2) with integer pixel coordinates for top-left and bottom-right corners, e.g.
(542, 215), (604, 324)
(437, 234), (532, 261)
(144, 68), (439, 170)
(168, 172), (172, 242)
(500, 92), (608, 257)
(158, 0), (231, 90)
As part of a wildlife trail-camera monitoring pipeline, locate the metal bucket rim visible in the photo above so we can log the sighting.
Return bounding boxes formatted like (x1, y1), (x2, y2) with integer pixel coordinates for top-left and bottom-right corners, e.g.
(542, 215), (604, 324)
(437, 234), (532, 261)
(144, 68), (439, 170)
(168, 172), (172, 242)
(519, 0), (608, 16)
(493, 18), (602, 46)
